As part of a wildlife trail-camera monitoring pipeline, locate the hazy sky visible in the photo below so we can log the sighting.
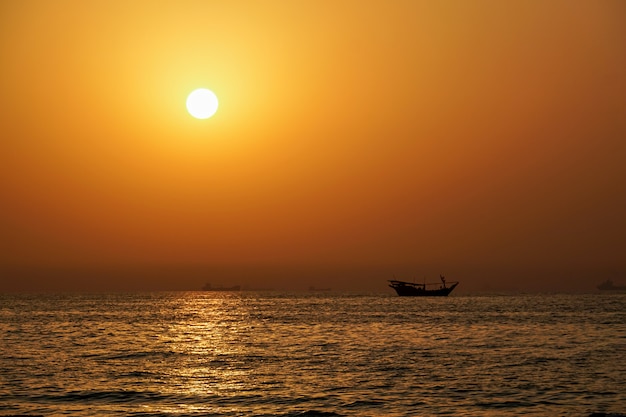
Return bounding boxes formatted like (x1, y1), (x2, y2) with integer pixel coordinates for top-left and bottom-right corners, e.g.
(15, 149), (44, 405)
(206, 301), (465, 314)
(1, 1), (625, 292)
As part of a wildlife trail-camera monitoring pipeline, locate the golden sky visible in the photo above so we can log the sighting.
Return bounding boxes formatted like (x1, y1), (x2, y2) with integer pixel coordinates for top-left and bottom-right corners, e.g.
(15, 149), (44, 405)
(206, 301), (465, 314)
(1, 1), (625, 291)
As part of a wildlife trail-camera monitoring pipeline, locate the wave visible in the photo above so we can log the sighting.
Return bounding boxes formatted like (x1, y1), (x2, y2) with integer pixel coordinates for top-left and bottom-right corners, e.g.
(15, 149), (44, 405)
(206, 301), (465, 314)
(278, 411), (344, 417)
(30, 389), (174, 404)
(97, 350), (183, 360)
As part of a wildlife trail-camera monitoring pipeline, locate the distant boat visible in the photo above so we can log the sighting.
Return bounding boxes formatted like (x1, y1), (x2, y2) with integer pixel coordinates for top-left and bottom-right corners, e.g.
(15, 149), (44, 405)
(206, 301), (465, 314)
(389, 275), (459, 297)
(597, 279), (626, 291)
(308, 286), (331, 292)
(202, 283), (241, 291)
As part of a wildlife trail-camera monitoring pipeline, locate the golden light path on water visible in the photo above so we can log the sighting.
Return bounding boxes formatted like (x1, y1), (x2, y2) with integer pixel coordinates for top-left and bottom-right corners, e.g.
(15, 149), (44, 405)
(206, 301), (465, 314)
(142, 296), (254, 415)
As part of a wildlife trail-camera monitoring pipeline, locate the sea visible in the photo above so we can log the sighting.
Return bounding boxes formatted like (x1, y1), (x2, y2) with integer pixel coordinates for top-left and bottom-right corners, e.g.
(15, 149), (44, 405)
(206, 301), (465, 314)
(0, 291), (624, 417)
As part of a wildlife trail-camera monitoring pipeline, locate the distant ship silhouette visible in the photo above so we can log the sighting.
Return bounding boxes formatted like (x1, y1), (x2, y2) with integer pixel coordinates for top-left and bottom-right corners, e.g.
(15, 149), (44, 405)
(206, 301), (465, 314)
(596, 279), (626, 291)
(308, 286), (331, 292)
(202, 283), (241, 291)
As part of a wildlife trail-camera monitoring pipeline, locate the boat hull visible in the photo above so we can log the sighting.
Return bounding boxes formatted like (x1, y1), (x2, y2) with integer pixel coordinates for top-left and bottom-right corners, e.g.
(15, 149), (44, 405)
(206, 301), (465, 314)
(389, 281), (458, 297)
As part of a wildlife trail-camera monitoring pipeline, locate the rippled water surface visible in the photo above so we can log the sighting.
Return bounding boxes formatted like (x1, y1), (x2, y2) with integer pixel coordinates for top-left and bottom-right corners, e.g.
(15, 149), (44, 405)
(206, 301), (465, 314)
(1, 292), (624, 416)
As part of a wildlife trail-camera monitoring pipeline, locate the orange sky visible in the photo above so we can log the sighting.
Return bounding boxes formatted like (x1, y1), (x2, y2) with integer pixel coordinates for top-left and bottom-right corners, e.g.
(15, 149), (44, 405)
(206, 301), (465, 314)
(1, 1), (625, 291)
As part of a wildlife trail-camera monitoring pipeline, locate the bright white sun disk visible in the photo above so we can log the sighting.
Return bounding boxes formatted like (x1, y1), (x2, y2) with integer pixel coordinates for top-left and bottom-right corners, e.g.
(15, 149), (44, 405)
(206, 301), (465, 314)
(186, 88), (218, 119)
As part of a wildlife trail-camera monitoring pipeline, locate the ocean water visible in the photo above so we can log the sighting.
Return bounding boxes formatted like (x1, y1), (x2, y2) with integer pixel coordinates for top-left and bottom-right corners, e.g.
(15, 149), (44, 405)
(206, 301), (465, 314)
(0, 292), (624, 417)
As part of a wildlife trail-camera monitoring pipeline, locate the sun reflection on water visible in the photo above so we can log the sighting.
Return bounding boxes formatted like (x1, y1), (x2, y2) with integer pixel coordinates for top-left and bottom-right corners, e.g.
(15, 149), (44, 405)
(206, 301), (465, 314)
(136, 293), (261, 414)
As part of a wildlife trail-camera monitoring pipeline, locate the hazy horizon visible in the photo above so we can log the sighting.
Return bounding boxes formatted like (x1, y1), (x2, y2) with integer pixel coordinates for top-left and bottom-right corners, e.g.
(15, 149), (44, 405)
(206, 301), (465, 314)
(1, 261), (622, 293)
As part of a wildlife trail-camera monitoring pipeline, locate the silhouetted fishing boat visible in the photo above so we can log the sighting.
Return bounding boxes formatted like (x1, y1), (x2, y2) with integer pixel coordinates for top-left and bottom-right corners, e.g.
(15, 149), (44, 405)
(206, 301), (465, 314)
(389, 275), (458, 297)
(597, 279), (626, 291)
(202, 283), (241, 291)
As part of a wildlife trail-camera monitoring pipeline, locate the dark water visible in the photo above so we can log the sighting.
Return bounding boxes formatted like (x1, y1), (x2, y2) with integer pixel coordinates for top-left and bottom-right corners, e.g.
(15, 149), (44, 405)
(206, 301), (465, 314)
(0, 292), (624, 416)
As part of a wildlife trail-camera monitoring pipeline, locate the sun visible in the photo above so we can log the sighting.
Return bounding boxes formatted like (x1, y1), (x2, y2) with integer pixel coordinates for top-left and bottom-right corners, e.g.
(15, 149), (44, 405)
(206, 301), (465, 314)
(186, 88), (218, 119)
